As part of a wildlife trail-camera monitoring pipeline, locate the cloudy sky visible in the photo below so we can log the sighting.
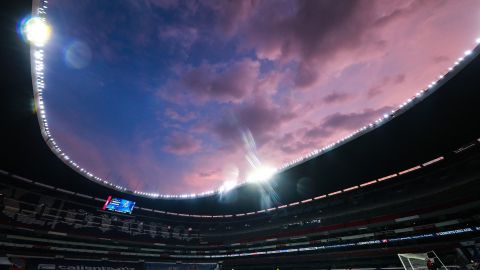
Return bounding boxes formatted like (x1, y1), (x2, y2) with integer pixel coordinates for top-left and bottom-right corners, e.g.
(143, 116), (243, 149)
(43, 0), (480, 194)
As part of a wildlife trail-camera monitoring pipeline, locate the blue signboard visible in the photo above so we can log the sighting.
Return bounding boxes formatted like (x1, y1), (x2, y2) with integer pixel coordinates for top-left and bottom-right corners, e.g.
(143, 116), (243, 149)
(103, 196), (135, 214)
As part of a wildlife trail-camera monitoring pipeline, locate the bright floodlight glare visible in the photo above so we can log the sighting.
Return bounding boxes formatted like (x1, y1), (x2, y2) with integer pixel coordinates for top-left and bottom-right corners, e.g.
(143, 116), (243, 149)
(219, 180), (237, 193)
(23, 17), (51, 47)
(247, 166), (277, 183)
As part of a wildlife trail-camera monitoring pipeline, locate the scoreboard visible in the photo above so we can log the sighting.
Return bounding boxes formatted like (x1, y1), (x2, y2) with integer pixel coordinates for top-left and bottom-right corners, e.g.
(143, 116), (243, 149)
(102, 196), (135, 214)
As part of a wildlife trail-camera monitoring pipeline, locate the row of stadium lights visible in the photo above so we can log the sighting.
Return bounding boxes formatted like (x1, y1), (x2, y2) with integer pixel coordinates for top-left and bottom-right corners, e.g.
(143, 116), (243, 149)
(30, 0), (479, 199)
(11, 150), (445, 219)
(129, 155), (444, 218)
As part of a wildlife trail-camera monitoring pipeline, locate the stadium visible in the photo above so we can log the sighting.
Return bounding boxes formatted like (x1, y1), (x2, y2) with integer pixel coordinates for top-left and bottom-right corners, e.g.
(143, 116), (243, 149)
(2, 1), (480, 270)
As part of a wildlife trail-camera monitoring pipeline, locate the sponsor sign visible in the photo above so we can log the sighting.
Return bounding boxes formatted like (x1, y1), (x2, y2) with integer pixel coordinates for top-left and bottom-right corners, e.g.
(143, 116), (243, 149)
(145, 263), (218, 270)
(29, 261), (141, 270)
(29, 261), (217, 270)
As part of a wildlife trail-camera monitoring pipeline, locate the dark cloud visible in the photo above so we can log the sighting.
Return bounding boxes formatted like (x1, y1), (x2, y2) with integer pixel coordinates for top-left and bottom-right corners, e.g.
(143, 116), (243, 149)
(322, 92), (353, 104)
(373, 0), (446, 28)
(367, 74), (406, 98)
(276, 127), (327, 156)
(214, 97), (298, 147)
(203, 0), (258, 35)
(274, 106), (393, 156)
(220, 0), (448, 90)
(367, 85), (383, 98)
(393, 74), (406, 84)
(432, 55), (450, 64)
(163, 132), (201, 155)
(323, 106), (393, 130)
(236, 98), (296, 138)
(160, 59), (260, 104)
(198, 169), (221, 178)
(280, 140), (312, 155)
(304, 126), (334, 140)
(303, 106), (394, 142)
(233, 0), (380, 88)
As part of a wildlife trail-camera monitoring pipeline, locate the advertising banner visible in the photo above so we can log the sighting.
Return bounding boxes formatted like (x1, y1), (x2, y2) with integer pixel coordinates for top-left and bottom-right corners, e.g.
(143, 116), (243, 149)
(27, 261), (217, 270)
(27, 260), (142, 270)
(145, 263), (218, 270)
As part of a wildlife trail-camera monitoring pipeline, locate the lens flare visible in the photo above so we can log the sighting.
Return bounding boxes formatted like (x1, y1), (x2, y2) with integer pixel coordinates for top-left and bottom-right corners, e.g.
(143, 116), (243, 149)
(218, 180), (237, 193)
(21, 17), (51, 47)
(65, 41), (92, 69)
(246, 165), (277, 183)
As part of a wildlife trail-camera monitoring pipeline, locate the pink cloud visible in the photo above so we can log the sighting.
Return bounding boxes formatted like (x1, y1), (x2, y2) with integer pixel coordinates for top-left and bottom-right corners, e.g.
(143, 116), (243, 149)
(213, 96), (300, 148)
(265, 106), (393, 159)
(218, 0), (463, 94)
(163, 131), (202, 155)
(320, 106), (394, 131)
(367, 74), (406, 98)
(279, 140), (314, 156)
(232, 1), (381, 88)
(254, 70), (285, 97)
(159, 59), (261, 104)
(322, 92), (353, 104)
(164, 108), (196, 122)
(181, 168), (225, 192)
(202, 1), (258, 36)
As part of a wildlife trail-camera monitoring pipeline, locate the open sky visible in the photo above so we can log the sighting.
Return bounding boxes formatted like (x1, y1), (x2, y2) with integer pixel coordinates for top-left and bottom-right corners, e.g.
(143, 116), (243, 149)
(43, 0), (480, 195)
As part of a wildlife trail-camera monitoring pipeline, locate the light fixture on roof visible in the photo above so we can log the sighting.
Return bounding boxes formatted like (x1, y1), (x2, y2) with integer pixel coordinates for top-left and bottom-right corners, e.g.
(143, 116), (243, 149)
(246, 165), (277, 183)
(22, 17), (51, 47)
(218, 180), (237, 193)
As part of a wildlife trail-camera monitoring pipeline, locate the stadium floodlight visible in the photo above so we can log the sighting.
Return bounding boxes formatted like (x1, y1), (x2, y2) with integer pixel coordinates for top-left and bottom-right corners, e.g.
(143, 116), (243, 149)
(246, 166), (277, 183)
(218, 180), (237, 193)
(22, 17), (51, 47)
(464, 50), (472, 56)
